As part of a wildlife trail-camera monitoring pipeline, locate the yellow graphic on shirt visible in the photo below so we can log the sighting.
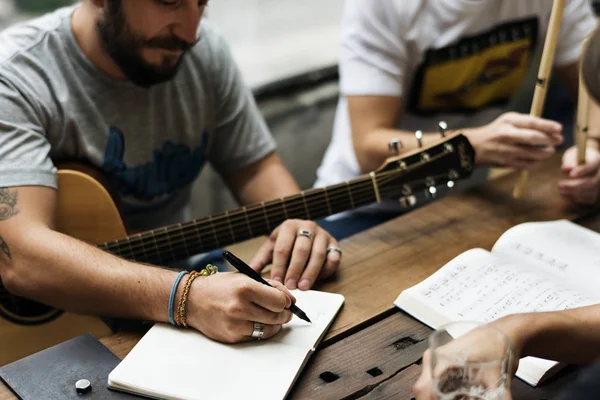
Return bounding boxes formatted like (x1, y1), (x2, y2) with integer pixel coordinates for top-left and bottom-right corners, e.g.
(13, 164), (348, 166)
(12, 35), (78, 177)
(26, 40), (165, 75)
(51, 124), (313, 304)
(417, 39), (532, 112)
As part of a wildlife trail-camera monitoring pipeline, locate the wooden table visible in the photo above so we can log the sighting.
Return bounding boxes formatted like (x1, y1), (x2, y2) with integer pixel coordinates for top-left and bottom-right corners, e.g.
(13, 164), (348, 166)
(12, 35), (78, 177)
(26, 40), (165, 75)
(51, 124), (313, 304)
(1, 153), (597, 399)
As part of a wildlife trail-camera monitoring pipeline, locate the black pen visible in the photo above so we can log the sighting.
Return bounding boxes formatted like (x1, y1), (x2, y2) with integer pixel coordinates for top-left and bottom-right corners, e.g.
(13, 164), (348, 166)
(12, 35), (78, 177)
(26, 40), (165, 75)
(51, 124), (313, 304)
(222, 250), (312, 323)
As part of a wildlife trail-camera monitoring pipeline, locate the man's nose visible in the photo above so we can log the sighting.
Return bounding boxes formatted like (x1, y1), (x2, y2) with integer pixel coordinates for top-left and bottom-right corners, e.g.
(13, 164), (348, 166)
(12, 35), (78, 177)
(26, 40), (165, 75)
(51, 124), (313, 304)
(172, 3), (203, 44)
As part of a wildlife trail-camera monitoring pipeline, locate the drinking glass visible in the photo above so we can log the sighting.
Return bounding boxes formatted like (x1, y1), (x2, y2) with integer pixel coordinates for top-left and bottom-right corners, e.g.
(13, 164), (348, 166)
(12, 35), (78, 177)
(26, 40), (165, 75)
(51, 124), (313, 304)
(429, 321), (512, 400)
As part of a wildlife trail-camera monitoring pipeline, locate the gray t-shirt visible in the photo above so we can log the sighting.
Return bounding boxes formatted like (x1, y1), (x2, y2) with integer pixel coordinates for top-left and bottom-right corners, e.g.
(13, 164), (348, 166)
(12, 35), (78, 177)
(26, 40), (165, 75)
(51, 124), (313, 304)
(0, 6), (276, 232)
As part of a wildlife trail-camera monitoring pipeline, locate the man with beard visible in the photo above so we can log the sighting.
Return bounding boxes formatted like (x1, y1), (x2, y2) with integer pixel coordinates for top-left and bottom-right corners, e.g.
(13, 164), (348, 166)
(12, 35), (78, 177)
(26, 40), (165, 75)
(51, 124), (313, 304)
(0, 0), (341, 344)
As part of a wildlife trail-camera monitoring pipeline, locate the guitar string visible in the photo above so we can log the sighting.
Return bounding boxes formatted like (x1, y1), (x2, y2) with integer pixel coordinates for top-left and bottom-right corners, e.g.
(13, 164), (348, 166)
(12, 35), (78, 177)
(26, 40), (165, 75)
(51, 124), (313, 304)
(101, 148), (456, 258)
(101, 151), (459, 262)
(0, 151), (463, 303)
(102, 172), (454, 263)
(101, 167), (418, 259)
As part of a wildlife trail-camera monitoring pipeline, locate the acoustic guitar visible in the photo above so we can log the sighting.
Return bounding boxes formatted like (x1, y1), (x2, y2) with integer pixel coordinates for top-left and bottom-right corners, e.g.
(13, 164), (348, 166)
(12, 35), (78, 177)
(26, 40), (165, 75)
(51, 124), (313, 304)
(0, 133), (475, 365)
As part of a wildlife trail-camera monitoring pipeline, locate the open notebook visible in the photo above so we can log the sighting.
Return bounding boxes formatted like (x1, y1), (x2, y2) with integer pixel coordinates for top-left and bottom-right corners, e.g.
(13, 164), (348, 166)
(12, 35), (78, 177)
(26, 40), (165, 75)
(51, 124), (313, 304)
(394, 219), (600, 386)
(108, 290), (344, 399)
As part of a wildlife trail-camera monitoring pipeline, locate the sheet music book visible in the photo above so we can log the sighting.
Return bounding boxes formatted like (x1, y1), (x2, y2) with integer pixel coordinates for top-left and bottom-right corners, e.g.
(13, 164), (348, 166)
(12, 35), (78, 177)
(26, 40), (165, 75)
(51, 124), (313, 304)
(108, 290), (344, 399)
(394, 219), (600, 387)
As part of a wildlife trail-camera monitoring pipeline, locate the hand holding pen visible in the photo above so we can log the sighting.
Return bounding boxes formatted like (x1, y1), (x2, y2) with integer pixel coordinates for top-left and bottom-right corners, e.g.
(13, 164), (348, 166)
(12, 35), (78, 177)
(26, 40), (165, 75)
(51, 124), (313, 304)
(223, 251), (312, 323)
(177, 263), (298, 343)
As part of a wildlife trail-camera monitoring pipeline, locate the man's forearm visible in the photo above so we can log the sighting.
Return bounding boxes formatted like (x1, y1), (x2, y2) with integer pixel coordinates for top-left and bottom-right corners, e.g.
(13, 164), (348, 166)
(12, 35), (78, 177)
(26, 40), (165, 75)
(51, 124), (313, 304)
(2, 226), (176, 323)
(497, 305), (600, 365)
(355, 126), (480, 173)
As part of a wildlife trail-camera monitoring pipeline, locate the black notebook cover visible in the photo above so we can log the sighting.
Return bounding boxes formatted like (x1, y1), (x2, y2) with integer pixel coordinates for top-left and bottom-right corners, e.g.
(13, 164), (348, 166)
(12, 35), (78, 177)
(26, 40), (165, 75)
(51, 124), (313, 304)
(0, 333), (137, 399)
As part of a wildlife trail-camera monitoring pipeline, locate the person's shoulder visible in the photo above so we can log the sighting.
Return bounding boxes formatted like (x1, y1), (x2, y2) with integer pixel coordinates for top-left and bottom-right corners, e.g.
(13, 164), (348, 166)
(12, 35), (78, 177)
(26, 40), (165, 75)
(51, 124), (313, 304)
(187, 19), (234, 71)
(190, 19), (228, 57)
(0, 6), (74, 68)
(343, 0), (420, 32)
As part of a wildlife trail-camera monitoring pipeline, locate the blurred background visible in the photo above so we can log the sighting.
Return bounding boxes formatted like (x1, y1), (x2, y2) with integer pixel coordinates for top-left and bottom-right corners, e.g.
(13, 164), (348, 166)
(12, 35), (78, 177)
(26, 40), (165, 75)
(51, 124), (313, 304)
(0, 0), (344, 218)
(1, 1), (599, 219)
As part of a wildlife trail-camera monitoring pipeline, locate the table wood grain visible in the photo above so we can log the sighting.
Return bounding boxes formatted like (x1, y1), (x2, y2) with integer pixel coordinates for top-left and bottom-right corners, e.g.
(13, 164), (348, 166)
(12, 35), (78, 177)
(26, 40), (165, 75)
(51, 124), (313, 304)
(1, 153), (597, 399)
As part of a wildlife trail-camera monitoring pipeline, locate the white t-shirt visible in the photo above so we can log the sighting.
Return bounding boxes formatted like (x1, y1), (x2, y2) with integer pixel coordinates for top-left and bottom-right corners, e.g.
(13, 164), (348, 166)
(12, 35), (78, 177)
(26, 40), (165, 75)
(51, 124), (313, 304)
(315, 0), (596, 196)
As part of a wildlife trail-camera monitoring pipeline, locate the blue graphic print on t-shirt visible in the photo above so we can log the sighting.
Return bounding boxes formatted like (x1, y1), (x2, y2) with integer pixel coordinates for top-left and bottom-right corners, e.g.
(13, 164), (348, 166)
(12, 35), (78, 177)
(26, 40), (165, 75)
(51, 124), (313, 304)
(102, 127), (208, 201)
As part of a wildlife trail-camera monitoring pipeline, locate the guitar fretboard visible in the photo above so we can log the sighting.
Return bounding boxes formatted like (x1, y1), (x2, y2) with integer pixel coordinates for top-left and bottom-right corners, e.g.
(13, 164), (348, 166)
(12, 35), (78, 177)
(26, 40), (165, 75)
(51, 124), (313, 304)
(97, 177), (377, 264)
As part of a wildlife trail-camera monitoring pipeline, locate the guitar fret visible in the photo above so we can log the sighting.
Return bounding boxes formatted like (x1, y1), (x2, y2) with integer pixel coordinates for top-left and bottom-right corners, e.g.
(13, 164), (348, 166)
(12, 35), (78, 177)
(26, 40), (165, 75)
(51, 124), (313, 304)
(224, 211), (236, 243)
(243, 206), (253, 237)
(301, 191), (311, 220)
(165, 226), (180, 261)
(137, 233), (150, 262)
(178, 223), (191, 258)
(126, 238), (136, 261)
(207, 216), (221, 248)
(163, 227), (177, 261)
(192, 220), (205, 254)
(281, 200), (289, 220)
(261, 202), (272, 232)
(114, 238), (125, 258)
(323, 187), (333, 216)
(145, 231), (162, 264)
(346, 181), (356, 209)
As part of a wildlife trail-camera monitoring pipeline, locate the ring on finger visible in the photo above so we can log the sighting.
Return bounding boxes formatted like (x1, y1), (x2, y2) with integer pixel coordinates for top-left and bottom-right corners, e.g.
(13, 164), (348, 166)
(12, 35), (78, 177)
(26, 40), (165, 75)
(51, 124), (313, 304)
(297, 229), (313, 241)
(326, 246), (343, 257)
(251, 321), (265, 340)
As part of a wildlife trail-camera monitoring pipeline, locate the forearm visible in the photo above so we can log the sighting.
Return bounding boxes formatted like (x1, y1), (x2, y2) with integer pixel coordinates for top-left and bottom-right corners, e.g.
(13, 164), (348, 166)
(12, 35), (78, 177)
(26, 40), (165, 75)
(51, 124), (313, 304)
(227, 153), (301, 205)
(355, 126), (485, 173)
(496, 305), (600, 365)
(2, 226), (176, 323)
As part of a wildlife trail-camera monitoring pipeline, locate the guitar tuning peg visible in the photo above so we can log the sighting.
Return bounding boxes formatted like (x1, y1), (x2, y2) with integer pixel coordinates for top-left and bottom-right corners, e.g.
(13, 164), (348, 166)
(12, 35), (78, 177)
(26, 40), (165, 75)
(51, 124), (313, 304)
(425, 177), (437, 198)
(399, 195), (417, 208)
(415, 130), (423, 148)
(388, 138), (403, 155)
(438, 121), (448, 138)
(426, 186), (437, 198)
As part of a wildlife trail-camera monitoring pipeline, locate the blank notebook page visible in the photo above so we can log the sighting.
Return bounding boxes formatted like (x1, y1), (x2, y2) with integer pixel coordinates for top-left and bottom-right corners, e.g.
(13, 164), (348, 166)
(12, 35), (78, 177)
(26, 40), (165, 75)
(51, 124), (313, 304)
(108, 290), (345, 400)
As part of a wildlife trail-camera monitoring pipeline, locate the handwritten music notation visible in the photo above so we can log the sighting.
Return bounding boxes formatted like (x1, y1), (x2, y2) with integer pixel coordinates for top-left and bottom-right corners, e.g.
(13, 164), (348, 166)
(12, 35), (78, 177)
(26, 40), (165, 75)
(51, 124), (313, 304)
(419, 254), (597, 323)
(493, 220), (600, 275)
(502, 242), (569, 273)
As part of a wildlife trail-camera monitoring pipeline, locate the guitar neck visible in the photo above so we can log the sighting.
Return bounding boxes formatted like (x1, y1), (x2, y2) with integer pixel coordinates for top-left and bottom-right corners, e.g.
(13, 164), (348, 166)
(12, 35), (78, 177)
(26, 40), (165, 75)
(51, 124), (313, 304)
(97, 177), (378, 265)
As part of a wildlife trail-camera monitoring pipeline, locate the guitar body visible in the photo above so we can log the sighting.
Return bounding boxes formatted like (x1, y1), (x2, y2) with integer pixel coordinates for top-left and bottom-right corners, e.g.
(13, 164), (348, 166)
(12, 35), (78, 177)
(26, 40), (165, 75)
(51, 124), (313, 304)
(0, 167), (118, 366)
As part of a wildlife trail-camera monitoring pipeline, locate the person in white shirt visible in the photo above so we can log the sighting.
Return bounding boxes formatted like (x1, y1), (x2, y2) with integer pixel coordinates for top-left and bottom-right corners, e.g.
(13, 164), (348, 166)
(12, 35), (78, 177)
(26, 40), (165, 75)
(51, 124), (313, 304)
(315, 0), (599, 239)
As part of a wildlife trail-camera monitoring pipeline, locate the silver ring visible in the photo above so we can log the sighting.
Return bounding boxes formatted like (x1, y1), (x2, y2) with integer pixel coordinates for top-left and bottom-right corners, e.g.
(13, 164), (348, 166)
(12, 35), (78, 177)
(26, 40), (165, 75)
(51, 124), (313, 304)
(251, 321), (265, 340)
(326, 246), (343, 257)
(297, 229), (313, 241)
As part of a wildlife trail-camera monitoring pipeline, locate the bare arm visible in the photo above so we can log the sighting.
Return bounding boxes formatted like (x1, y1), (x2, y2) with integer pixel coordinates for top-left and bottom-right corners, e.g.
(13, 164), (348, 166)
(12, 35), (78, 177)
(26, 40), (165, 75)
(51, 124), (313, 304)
(0, 186), (176, 321)
(348, 95), (442, 173)
(0, 185), (296, 343)
(348, 95), (563, 173)
(224, 152), (301, 205)
(495, 304), (600, 365)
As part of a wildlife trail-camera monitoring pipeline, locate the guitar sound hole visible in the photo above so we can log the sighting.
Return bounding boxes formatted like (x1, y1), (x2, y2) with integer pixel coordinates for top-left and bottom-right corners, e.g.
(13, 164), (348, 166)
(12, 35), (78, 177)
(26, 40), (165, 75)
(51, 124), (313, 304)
(0, 282), (63, 325)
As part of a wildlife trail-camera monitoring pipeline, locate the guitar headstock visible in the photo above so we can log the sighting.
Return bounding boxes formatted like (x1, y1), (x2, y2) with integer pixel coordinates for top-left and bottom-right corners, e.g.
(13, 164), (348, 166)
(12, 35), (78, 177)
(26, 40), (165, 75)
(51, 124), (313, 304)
(374, 132), (475, 207)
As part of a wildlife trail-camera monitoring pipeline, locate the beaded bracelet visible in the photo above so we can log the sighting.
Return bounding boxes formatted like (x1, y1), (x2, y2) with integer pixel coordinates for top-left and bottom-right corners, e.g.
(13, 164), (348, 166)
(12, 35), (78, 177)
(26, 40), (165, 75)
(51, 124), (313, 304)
(168, 270), (188, 326)
(176, 264), (219, 328)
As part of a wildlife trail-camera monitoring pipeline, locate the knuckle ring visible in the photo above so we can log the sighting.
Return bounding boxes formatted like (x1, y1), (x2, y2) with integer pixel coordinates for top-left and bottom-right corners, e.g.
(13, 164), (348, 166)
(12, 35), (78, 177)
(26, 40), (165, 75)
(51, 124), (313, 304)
(326, 246), (343, 257)
(297, 229), (313, 241)
(251, 321), (265, 340)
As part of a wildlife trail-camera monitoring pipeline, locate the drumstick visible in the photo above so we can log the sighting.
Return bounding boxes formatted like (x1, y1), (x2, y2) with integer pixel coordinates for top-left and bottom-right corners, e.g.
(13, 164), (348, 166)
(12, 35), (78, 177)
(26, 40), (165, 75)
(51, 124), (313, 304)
(513, 0), (566, 198)
(577, 36), (591, 165)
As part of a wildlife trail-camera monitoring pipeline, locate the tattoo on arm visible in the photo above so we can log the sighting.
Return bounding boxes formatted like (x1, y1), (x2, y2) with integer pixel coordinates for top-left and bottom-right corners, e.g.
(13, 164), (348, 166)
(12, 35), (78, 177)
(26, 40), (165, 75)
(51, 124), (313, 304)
(0, 188), (18, 260)
(0, 235), (11, 260)
(0, 188), (19, 221)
